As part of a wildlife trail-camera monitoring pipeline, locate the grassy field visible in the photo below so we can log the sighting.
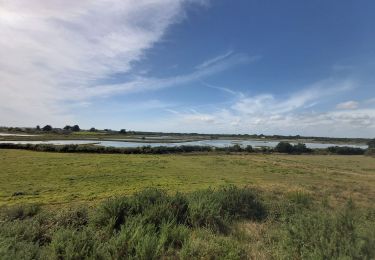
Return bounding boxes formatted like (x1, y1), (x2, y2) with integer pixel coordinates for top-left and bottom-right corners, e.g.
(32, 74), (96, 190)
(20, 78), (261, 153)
(1, 149), (374, 259)
(1, 149), (374, 207)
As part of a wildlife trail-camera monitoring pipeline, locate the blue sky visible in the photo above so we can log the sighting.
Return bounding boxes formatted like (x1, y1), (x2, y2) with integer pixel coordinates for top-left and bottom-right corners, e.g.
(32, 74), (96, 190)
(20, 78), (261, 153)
(1, 0), (374, 137)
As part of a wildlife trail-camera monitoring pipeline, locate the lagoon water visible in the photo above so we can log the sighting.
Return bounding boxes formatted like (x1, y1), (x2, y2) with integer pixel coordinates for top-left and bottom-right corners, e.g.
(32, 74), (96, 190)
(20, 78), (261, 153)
(0, 139), (368, 149)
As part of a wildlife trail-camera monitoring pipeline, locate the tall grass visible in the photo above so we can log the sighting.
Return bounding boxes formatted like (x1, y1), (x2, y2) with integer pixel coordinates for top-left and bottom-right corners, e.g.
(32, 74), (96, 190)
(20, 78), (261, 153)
(0, 186), (374, 259)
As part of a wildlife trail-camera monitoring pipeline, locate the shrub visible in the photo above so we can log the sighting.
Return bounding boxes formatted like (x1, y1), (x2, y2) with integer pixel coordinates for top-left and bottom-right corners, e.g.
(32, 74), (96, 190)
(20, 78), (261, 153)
(327, 146), (365, 155)
(275, 142), (294, 153)
(0, 216), (51, 246)
(216, 185), (266, 220)
(0, 238), (41, 260)
(92, 197), (130, 231)
(187, 186), (265, 232)
(275, 142), (311, 154)
(99, 218), (190, 259)
(277, 201), (375, 259)
(47, 228), (98, 259)
(1, 204), (40, 221)
(54, 208), (88, 229)
(180, 229), (247, 260)
(187, 189), (228, 232)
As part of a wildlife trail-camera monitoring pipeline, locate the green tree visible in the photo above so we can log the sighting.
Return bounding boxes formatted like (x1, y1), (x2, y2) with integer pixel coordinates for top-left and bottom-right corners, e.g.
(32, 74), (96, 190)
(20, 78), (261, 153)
(42, 125), (52, 131)
(71, 125), (80, 132)
(275, 142), (294, 153)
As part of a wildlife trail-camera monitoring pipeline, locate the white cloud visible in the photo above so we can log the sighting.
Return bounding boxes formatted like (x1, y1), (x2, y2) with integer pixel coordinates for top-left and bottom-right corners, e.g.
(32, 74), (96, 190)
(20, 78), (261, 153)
(195, 50), (234, 70)
(336, 101), (359, 110)
(0, 0), (207, 126)
(162, 78), (375, 137)
(232, 78), (355, 115)
(91, 52), (255, 96)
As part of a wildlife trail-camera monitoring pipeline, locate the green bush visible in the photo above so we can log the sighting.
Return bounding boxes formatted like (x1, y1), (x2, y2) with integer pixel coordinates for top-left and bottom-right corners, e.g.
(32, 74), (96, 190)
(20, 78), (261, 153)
(96, 217), (190, 259)
(2, 187), (372, 259)
(47, 228), (98, 259)
(0, 238), (41, 260)
(180, 229), (247, 260)
(187, 189), (228, 232)
(1, 204), (40, 221)
(277, 201), (375, 259)
(327, 146), (365, 155)
(187, 186), (266, 232)
(54, 208), (88, 229)
(215, 185), (266, 220)
(275, 142), (312, 154)
(92, 197), (131, 231)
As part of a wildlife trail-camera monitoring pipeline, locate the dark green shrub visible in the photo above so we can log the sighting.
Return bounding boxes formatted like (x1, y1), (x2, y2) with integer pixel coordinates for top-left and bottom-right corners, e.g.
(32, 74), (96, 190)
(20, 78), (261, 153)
(245, 145), (253, 152)
(99, 217), (190, 259)
(1, 204), (40, 221)
(92, 197), (131, 231)
(187, 186), (266, 232)
(216, 186), (266, 220)
(187, 189), (229, 232)
(275, 142), (311, 154)
(169, 192), (189, 225)
(0, 238), (41, 260)
(292, 143), (311, 154)
(275, 142), (294, 153)
(327, 146), (365, 155)
(47, 228), (98, 259)
(158, 222), (189, 251)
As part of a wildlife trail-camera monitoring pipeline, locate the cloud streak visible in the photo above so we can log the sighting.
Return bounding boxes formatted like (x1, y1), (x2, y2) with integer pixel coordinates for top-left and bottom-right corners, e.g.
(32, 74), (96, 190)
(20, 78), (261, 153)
(164, 78), (375, 137)
(0, 0), (207, 126)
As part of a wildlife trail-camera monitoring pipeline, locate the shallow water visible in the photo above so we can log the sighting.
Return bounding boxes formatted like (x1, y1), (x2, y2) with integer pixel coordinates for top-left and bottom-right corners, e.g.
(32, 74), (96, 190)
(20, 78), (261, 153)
(0, 133), (39, 137)
(0, 139), (368, 149)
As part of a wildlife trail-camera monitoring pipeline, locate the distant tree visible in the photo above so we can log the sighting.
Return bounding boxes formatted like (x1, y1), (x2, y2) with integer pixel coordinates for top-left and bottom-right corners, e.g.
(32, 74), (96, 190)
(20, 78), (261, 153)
(275, 142), (294, 153)
(293, 143), (311, 154)
(36, 125), (40, 130)
(245, 145), (253, 152)
(42, 125), (52, 131)
(119, 129), (127, 134)
(63, 125), (71, 130)
(71, 125), (80, 132)
(89, 127), (97, 132)
(327, 146), (365, 155)
(368, 139), (375, 149)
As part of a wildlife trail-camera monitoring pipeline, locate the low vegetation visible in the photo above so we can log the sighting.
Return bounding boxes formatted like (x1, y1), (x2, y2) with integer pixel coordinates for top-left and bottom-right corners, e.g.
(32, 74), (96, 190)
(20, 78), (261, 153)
(0, 149), (374, 258)
(0, 187), (373, 259)
(0, 142), (368, 155)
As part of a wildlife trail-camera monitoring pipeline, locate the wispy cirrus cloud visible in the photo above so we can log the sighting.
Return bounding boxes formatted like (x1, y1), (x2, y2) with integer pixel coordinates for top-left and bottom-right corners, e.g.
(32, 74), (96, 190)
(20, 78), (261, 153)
(89, 52), (256, 97)
(161, 78), (375, 137)
(195, 50), (234, 70)
(0, 0), (209, 126)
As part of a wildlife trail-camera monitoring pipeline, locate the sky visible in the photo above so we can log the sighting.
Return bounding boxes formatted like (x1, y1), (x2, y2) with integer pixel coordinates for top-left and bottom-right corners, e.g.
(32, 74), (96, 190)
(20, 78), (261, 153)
(1, 0), (375, 137)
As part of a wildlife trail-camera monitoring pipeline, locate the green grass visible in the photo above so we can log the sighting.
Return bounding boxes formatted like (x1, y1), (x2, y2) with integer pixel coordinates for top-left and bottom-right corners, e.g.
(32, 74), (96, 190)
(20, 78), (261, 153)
(1, 149), (374, 259)
(0, 187), (374, 259)
(0, 149), (374, 207)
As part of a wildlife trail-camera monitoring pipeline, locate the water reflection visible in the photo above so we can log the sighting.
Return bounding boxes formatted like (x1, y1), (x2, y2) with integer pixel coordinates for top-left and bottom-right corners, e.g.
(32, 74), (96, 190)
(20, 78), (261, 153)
(0, 139), (368, 149)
